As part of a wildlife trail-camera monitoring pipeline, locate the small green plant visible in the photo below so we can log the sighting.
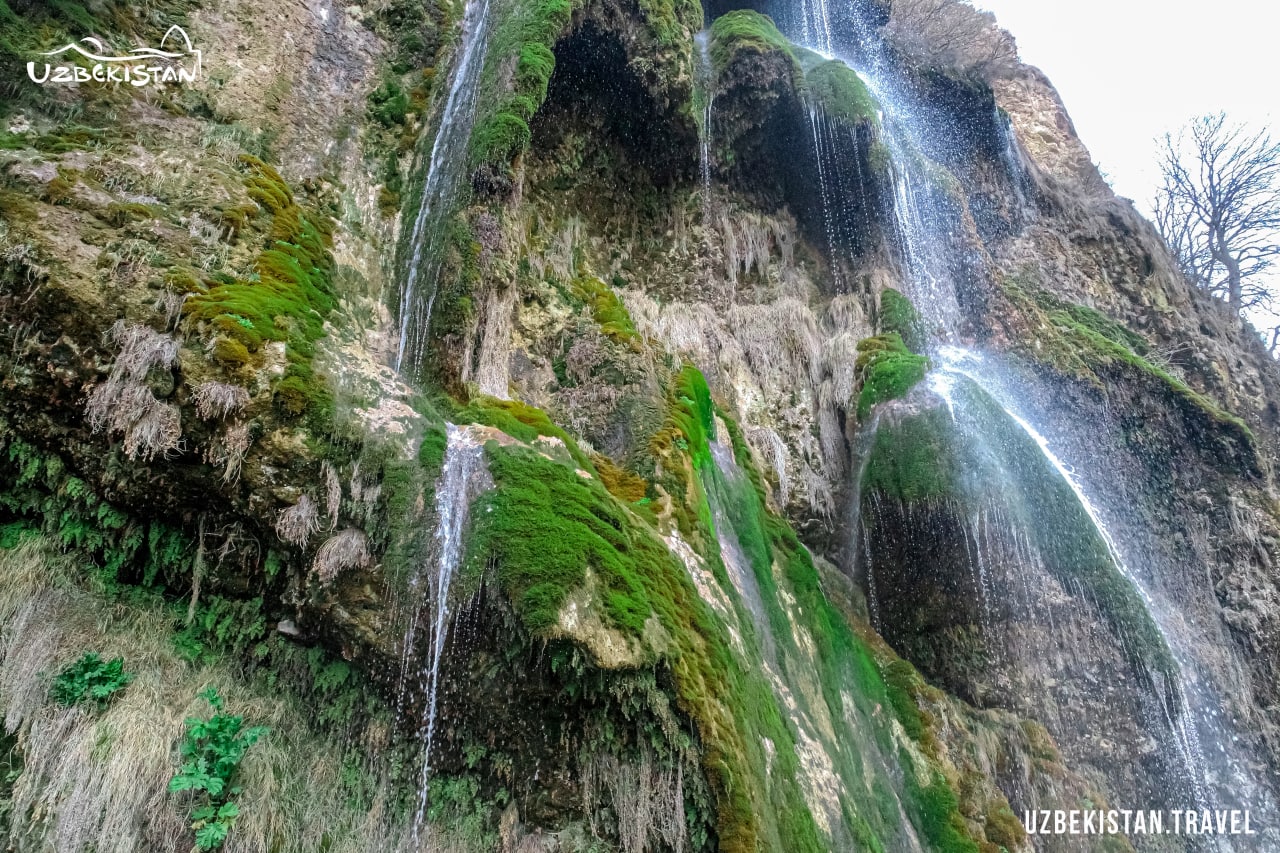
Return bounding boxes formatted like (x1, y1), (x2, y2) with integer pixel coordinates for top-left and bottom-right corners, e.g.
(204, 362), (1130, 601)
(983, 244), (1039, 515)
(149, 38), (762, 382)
(50, 653), (133, 710)
(169, 688), (268, 850)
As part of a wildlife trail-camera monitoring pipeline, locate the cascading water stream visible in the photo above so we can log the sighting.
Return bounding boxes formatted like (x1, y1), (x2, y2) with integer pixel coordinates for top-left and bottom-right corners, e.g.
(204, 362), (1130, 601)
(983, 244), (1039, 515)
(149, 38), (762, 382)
(394, 0), (493, 376)
(931, 346), (1214, 808)
(694, 30), (715, 208)
(398, 425), (492, 841)
(798, 0), (834, 55)
(707, 441), (776, 664)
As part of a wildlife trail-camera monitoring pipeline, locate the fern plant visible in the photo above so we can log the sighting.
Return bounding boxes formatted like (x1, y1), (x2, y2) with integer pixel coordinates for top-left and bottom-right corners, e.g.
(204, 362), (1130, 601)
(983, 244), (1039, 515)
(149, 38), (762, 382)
(50, 653), (132, 710)
(169, 687), (268, 850)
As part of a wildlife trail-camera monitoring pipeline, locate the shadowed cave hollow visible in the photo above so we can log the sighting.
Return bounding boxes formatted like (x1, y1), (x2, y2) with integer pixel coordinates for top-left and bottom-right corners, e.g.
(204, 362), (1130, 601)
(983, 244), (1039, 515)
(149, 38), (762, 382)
(530, 19), (697, 191)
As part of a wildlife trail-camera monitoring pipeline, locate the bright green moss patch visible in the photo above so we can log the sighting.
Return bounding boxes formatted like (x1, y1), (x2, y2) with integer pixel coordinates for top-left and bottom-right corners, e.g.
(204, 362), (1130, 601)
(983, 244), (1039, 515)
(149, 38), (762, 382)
(453, 396), (596, 472)
(804, 60), (879, 126)
(878, 288), (924, 352)
(708, 11), (797, 76)
(863, 406), (956, 502)
(468, 0), (576, 174)
(856, 333), (929, 419)
(649, 365), (716, 500)
(466, 444), (661, 634)
(460, 397), (858, 851)
(570, 276), (641, 345)
(184, 155), (336, 423)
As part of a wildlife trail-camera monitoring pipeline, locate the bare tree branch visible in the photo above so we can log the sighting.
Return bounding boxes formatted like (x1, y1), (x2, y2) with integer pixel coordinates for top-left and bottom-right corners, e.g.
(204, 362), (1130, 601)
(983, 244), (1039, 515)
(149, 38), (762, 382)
(1155, 113), (1280, 315)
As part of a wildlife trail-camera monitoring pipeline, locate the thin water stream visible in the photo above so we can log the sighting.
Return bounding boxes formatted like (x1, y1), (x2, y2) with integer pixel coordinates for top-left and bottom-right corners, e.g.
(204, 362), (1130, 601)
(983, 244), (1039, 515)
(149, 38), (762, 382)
(395, 0), (493, 376)
(400, 425), (491, 841)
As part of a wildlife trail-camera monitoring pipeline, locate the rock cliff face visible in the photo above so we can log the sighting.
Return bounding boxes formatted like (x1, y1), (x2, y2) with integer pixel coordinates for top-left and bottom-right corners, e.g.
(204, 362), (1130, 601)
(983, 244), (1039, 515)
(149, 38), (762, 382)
(0, 0), (1277, 851)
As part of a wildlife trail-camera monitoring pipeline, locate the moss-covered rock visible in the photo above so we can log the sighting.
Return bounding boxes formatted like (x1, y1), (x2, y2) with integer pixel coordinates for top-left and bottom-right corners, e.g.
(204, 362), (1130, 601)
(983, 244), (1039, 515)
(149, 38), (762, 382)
(803, 59), (879, 126)
(855, 332), (930, 419)
(708, 10), (798, 79)
(996, 272), (1257, 468)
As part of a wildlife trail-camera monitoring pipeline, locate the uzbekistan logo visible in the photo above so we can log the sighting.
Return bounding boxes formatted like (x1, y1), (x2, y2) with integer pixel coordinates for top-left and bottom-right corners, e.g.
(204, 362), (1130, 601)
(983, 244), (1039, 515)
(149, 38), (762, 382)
(27, 25), (202, 87)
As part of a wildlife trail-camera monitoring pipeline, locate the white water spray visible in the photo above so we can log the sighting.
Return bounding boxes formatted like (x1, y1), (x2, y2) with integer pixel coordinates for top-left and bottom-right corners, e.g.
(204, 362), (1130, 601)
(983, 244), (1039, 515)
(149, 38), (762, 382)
(932, 345), (1211, 808)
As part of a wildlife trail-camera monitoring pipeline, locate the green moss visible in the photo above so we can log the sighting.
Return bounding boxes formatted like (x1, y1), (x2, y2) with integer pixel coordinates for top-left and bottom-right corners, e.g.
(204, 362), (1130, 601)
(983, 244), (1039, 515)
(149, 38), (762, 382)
(460, 396), (840, 852)
(999, 272), (1253, 453)
(708, 11), (796, 76)
(649, 366), (716, 493)
(1057, 302), (1149, 355)
(861, 375), (1178, 678)
(635, 0), (698, 47)
(469, 112), (534, 169)
(592, 454), (649, 503)
(985, 801), (1027, 851)
(104, 202), (157, 227)
(906, 772), (981, 853)
(878, 288), (924, 352)
(863, 405), (956, 502)
(882, 659), (928, 742)
(570, 275), (641, 345)
(855, 333), (929, 419)
(454, 396), (596, 472)
(804, 60), (879, 126)
(467, 0), (575, 175)
(466, 444), (651, 633)
(1055, 310), (1253, 445)
(184, 155), (336, 423)
(417, 422), (448, 475)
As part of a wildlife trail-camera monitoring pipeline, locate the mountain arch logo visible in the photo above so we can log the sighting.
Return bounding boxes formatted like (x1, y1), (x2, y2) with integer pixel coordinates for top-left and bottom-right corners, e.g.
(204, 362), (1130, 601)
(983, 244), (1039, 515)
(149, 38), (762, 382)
(26, 24), (202, 86)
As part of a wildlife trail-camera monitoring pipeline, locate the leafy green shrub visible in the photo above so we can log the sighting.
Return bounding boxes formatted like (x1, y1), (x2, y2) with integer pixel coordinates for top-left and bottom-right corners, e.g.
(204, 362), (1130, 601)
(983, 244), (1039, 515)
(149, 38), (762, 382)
(51, 653), (133, 710)
(170, 688), (268, 851)
(369, 78), (410, 127)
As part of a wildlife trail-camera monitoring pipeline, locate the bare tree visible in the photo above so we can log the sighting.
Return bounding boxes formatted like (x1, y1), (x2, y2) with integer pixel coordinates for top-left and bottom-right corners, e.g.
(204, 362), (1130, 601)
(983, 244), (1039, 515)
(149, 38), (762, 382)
(886, 0), (1019, 79)
(1156, 114), (1280, 316)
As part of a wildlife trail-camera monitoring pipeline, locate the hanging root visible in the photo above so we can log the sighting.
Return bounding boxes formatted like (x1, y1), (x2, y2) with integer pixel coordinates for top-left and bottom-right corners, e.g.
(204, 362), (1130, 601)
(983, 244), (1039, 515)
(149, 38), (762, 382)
(84, 322), (183, 461)
(582, 749), (687, 853)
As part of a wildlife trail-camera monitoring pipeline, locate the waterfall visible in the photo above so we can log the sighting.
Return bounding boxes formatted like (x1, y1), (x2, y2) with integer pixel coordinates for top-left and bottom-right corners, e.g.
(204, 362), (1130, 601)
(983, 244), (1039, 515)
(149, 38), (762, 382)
(798, 0), (834, 55)
(394, 0), (493, 377)
(933, 346), (1218, 805)
(694, 30), (715, 208)
(398, 424), (492, 841)
(706, 441), (776, 663)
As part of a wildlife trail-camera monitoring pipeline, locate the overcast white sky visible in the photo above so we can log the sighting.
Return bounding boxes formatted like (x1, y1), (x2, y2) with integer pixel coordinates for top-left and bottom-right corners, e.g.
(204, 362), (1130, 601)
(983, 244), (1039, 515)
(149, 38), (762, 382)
(975, 0), (1277, 216)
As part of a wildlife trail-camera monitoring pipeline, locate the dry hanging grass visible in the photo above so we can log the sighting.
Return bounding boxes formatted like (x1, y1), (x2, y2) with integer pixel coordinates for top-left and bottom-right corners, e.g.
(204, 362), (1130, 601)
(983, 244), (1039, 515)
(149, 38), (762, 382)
(275, 495), (321, 548)
(84, 322), (184, 461)
(193, 381), (250, 421)
(582, 749), (687, 853)
(0, 539), (424, 853)
(311, 529), (372, 585)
